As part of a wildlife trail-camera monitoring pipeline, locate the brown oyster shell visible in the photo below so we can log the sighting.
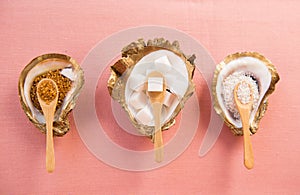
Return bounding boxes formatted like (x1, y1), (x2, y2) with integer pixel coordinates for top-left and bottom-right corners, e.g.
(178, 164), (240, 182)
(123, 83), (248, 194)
(18, 53), (84, 136)
(108, 38), (196, 137)
(212, 52), (280, 136)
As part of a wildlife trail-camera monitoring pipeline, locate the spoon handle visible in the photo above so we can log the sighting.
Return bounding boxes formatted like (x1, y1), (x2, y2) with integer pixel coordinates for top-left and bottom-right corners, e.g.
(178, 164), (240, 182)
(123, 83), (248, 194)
(240, 108), (254, 169)
(43, 105), (56, 172)
(152, 102), (163, 163)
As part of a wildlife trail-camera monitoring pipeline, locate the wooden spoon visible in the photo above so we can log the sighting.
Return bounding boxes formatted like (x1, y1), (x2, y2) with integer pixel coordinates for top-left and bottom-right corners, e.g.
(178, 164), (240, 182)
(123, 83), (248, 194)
(146, 71), (166, 163)
(234, 82), (254, 169)
(37, 78), (58, 173)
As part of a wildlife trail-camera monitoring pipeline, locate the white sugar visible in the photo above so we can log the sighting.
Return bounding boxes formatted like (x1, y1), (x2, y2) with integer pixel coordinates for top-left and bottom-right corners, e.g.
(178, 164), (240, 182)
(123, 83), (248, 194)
(222, 71), (259, 120)
(237, 82), (251, 104)
(147, 77), (163, 92)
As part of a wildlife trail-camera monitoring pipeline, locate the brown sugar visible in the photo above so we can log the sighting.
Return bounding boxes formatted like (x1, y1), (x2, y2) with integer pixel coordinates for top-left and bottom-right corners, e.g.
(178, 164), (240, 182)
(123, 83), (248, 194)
(37, 80), (57, 104)
(30, 70), (72, 112)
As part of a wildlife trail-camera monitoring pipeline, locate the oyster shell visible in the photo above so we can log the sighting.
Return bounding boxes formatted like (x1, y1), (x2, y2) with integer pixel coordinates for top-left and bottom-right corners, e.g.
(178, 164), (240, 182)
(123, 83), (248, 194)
(213, 52), (280, 135)
(18, 53), (84, 136)
(108, 38), (195, 137)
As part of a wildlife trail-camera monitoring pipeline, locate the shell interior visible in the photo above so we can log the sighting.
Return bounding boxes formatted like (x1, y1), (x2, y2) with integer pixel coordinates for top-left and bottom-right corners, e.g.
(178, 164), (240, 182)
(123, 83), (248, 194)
(24, 60), (75, 123)
(125, 50), (189, 126)
(213, 52), (280, 135)
(19, 54), (84, 136)
(216, 56), (272, 128)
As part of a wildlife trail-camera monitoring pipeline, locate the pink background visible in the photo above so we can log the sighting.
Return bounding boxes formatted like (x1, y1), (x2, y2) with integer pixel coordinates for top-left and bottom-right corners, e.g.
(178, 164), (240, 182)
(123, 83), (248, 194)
(1, 0), (299, 194)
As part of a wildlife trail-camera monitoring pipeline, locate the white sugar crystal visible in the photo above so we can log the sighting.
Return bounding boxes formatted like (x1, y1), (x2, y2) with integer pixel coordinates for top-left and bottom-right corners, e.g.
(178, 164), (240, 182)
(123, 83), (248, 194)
(60, 67), (75, 81)
(164, 70), (188, 98)
(129, 92), (147, 110)
(237, 82), (251, 104)
(128, 74), (146, 91)
(147, 77), (163, 92)
(135, 106), (153, 125)
(222, 71), (259, 120)
(163, 91), (176, 107)
(154, 55), (172, 74)
(124, 50), (190, 126)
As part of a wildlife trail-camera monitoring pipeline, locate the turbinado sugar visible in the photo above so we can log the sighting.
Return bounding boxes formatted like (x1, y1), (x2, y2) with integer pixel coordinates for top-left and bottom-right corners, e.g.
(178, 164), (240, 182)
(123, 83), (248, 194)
(37, 80), (57, 104)
(30, 70), (72, 112)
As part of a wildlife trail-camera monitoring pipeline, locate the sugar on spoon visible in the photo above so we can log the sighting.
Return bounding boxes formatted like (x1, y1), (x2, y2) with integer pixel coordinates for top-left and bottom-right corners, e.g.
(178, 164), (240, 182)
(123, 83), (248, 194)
(37, 78), (58, 173)
(146, 71), (166, 163)
(234, 81), (254, 169)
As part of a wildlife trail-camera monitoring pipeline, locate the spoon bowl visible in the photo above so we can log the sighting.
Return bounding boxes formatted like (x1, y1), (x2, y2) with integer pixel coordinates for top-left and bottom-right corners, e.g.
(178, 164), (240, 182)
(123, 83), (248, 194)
(37, 78), (58, 173)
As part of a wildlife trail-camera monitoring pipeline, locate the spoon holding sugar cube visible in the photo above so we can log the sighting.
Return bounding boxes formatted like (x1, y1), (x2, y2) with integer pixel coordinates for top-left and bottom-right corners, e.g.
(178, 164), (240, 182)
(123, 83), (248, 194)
(146, 71), (166, 163)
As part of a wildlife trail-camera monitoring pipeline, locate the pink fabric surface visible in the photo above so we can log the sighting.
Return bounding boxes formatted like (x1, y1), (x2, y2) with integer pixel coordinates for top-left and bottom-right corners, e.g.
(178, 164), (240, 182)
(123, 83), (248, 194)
(1, 0), (299, 194)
